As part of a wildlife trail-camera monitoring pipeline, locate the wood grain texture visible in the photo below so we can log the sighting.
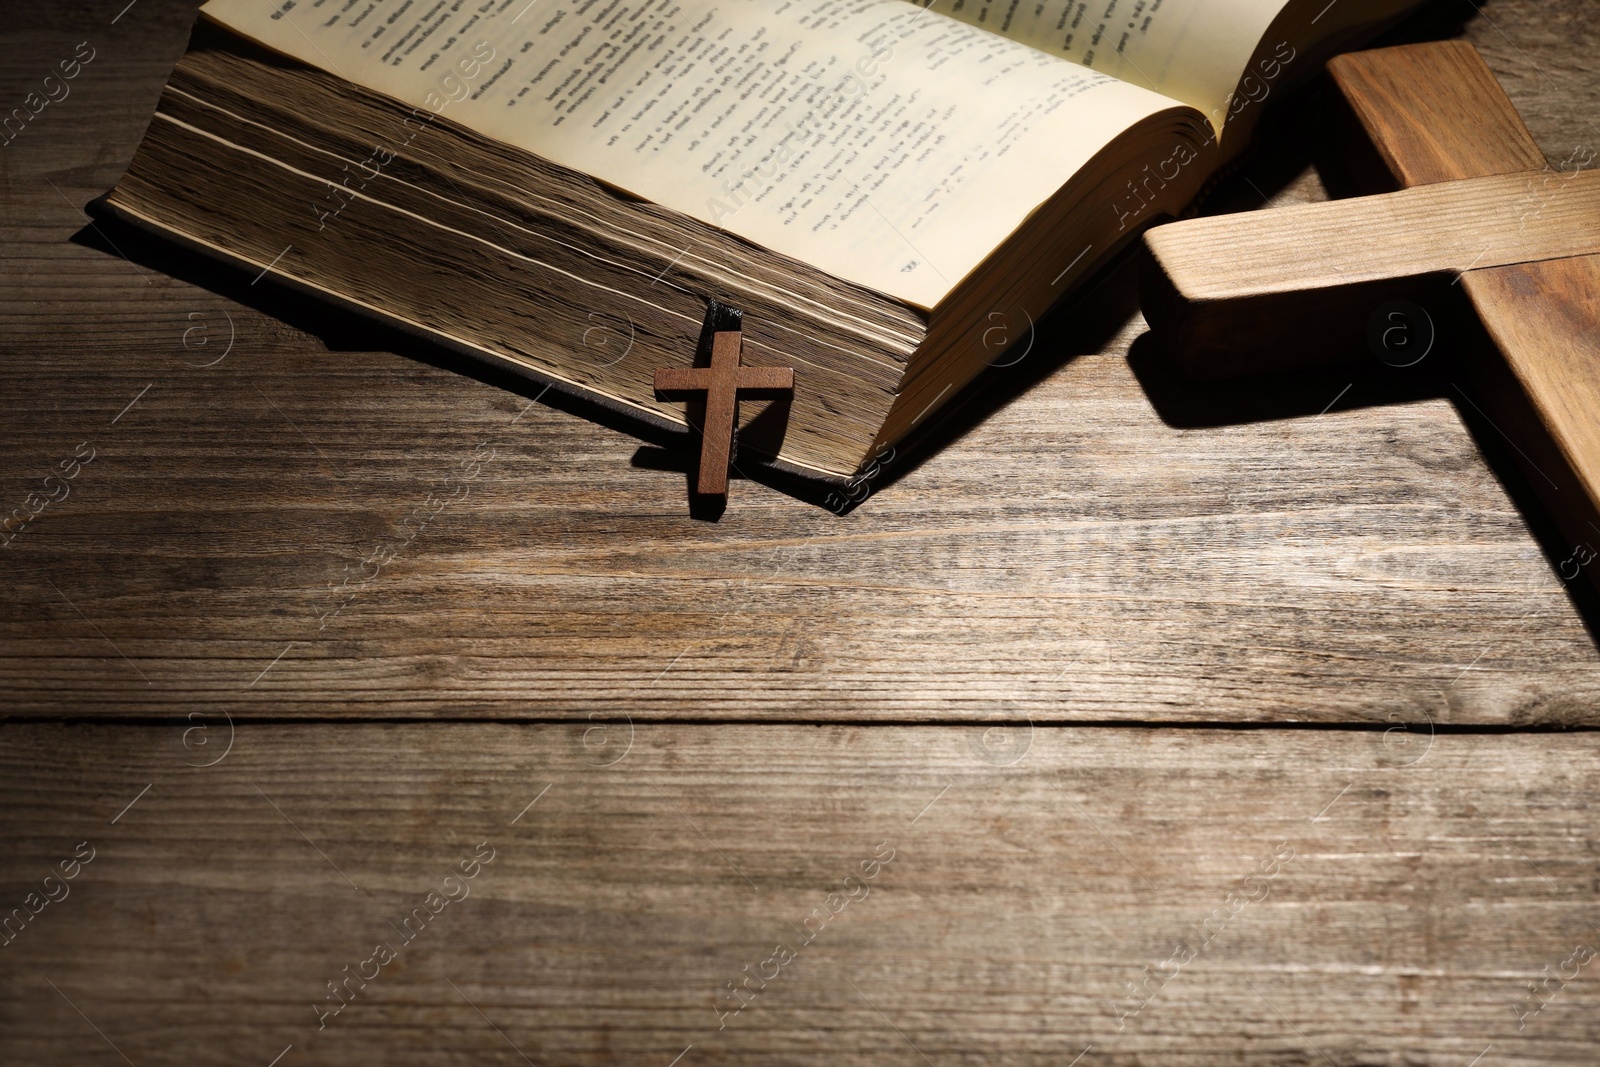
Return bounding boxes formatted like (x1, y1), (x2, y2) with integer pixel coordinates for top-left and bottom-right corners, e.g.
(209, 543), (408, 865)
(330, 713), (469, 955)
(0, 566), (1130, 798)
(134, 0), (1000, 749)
(1463, 257), (1600, 590)
(1328, 39), (1548, 184)
(1470, 257), (1600, 511)
(5, 722), (1600, 1066)
(2, 0), (1600, 721)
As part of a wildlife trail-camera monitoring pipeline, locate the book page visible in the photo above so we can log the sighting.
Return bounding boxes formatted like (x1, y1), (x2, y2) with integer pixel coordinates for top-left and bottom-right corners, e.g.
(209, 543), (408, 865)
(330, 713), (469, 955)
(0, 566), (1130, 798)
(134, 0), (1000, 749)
(198, 0), (1193, 308)
(935, 0), (1293, 131)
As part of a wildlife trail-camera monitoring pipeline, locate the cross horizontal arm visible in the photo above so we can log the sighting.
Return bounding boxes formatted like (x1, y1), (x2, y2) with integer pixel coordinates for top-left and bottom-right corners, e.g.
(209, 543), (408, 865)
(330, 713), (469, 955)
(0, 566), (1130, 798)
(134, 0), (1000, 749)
(654, 367), (711, 392)
(1142, 168), (1600, 374)
(1147, 168), (1600, 305)
(736, 367), (796, 391)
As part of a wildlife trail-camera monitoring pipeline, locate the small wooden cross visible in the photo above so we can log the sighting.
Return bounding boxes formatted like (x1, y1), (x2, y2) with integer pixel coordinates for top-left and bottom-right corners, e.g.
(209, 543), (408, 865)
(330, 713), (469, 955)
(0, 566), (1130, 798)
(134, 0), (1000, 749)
(654, 302), (795, 498)
(1142, 40), (1600, 591)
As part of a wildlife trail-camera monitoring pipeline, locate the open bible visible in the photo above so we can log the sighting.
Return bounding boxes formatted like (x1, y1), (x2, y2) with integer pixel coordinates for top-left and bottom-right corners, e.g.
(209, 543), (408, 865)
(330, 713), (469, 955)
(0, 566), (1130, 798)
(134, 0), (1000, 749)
(101, 0), (1418, 486)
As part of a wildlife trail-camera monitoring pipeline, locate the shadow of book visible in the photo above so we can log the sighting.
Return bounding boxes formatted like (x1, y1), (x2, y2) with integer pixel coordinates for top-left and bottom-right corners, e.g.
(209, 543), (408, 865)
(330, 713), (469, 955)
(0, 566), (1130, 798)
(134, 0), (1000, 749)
(832, 248), (1148, 509)
(72, 209), (838, 512)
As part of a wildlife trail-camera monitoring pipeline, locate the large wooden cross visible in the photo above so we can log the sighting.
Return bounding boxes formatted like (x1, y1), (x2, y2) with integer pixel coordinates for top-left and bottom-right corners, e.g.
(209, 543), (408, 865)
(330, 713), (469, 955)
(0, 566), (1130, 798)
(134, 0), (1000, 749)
(1142, 40), (1600, 591)
(654, 304), (795, 499)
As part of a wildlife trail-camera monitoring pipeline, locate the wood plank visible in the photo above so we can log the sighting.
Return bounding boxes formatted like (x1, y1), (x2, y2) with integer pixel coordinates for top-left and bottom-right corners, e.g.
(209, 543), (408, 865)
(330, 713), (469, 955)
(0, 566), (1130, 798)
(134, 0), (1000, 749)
(4, 722), (1600, 1065)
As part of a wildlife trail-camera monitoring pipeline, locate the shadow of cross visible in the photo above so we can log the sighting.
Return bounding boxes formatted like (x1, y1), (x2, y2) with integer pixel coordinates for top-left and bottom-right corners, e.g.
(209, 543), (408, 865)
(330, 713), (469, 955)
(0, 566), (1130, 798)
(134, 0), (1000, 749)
(1141, 40), (1600, 594)
(654, 309), (795, 499)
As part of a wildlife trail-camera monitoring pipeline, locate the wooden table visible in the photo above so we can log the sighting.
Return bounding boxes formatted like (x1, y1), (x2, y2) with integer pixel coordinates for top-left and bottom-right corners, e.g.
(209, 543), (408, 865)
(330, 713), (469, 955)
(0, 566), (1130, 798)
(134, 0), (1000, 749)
(3, 1), (1598, 1063)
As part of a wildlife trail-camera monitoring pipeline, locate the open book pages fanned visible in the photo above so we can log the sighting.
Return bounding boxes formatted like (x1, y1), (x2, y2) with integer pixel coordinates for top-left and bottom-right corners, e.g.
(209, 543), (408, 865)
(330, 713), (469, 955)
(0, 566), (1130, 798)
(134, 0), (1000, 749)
(103, 0), (1418, 484)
